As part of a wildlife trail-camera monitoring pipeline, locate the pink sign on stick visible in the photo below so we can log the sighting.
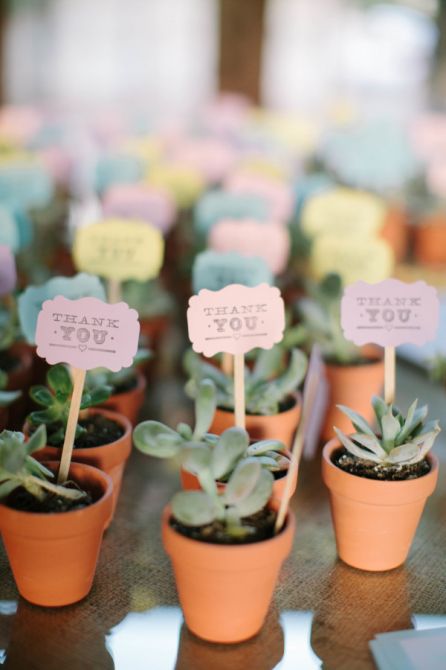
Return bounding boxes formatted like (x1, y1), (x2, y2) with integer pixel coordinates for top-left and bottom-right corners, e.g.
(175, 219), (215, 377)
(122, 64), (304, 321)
(187, 283), (285, 357)
(341, 279), (439, 347)
(209, 219), (290, 275)
(35, 296), (140, 371)
(0, 245), (16, 296)
(302, 345), (329, 460)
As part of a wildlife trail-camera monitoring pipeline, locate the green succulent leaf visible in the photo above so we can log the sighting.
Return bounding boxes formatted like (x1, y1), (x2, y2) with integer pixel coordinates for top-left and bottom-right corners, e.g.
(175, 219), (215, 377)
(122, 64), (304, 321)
(224, 459), (261, 506)
(26, 424), (47, 455)
(171, 490), (219, 527)
(211, 427), (249, 480)
(192, 379), (217, 440)
(337, 405), (376, 437)
(29, 385), (53, 407)
(47, 364), (72, 395)
(133, 421), (183, 457)
(381, 408), (402, 451)
(233, 468), (274, 518)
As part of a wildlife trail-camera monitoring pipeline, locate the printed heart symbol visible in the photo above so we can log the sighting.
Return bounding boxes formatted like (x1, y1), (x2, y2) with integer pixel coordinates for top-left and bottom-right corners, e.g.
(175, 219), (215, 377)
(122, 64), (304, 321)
(233, 333), (241, 340)
(79, 345), (87, 352)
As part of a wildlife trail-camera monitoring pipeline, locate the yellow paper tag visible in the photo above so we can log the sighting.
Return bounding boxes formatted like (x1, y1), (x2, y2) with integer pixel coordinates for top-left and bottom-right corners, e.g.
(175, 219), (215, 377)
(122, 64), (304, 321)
(310, 234), (394, 285)
(148, 163), (204, 208)
(73, 220), (164, 281)
(302, 187), (386, 238)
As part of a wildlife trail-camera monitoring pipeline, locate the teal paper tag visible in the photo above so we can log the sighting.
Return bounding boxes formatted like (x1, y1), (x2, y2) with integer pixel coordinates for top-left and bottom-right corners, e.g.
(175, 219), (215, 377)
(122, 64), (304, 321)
(18, 273), (106, 344)
(194, 190), (269, 238)
(192, 250), (273, 293)
(0, 208), (19, 252)
(95, 153), (145, 194)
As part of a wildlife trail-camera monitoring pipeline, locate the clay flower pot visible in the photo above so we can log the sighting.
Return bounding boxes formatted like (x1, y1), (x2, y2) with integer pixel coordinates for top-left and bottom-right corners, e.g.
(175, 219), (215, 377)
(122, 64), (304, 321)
(100, 369), (146, 424)
(322, 439), (439, 571)
(162, 505), (295, 643)
(33, 408), (132, 522)
(139, 314), (170, 352)
(0, 461), (113, 606)
(413, 213), (446, 266)
(210, 393), (301, 448)
(180, 447), (297, 505)
(380, 203), (409, 263)
(321, 353), (384, 442)
(5, 342), (34, 430)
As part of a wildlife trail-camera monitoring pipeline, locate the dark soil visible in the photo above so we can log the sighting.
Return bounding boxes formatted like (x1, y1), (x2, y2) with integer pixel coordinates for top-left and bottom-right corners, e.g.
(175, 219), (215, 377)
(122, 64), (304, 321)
(75, 414), (124, 449)
(0, 351), (20, 374)
(5, 482), (93, 513)
(332, 447), (431, 481)
(324, 356), (380, 367)
(218, 394), (297, 417)
(170, 507), (278, 545)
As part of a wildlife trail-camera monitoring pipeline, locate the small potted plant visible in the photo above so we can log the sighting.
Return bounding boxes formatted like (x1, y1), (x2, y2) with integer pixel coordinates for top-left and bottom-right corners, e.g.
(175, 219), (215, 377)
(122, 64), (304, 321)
(322, 396), (440, 571)
(122, 278), (174, 356)
(0, 425), (113, 606)
(85, 348), (151, 424)
(183, 347), (307, 447)
(294, 273), (384, 440)
(133, 379), (296, 502)
(25, 364), (132, 520)
(161, 451), (295, 643)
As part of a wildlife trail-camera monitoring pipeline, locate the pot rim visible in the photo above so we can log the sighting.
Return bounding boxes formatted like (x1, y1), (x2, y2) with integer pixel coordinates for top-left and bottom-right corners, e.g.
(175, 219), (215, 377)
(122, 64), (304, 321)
(24, 407), (132, 453)
(0, 460), (113, 520)
(323, 348), (384, 371)
(216, 390), (302, 418)
(162, 503), (295, 556)
(322, 438), (439, 502)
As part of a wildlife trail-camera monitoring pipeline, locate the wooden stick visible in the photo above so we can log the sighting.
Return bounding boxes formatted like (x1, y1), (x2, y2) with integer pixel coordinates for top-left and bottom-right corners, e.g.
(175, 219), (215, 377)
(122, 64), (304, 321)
(384, 345), (396, 404)
(58, 367), (86, 484)
(221, 352), (233, 376)
(234, 353), (245, 429)
(274, 366), (319, 534)
(107, 278), (122, 304)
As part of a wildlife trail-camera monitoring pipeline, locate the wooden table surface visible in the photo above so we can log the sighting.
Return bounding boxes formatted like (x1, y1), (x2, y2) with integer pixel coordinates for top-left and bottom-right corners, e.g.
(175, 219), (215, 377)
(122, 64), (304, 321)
(0, 354), (445, 670)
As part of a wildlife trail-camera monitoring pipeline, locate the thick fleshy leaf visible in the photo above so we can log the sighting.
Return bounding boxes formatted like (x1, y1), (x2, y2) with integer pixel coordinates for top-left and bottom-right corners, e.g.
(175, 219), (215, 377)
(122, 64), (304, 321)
(193, 379), (217, 440)
(29, 385), (53, 407)
(0, 478), (19, 499)
(133, 421), (183, 457)
(381, 409), (401, 451)
(234, 468), (274, 517)
(371, 396), (388, 427)
(250, 347), (283, 384)
(247, 439), (285, 456)
(395, 399), (417, 445)
(26, 424), (47, 455)
(171, 491), (219, 527)
(334, 427), (381, 463)
(47, 364), (72, 395)
(350, 433), (387, 460)
(386, 443), (419, 464)
(211, 427), (248, 479)
(182, 444), (212, 475)
(224, 459), (261, 506)
(0, 390), (21, 407)
(337, 405), (375, 437)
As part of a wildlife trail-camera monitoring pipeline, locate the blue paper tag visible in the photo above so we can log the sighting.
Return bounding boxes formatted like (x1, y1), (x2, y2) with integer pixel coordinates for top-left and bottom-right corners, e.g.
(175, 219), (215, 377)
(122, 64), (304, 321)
(0, 208), (20, 252)
(95, 153), (145, 194)
(194, 190), (269, 238)
(18, 273), (106, 344)
(192, 250), (273, 293)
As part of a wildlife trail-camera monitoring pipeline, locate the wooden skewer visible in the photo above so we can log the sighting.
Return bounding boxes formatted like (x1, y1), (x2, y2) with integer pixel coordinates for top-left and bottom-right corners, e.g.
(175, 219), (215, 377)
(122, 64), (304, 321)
(58, 367), (86, 483)
(384, 345), (396, 404)
(234, 353), (245, 429)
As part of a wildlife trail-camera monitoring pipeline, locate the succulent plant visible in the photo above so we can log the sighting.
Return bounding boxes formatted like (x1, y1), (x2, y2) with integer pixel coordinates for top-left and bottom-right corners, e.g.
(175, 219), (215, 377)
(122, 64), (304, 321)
(27, 364), (111, 446)
(335, 397), (441, 466)
(122, 278), (175, 320)
(133, 379), (289, 478)
(183, 347), (307, 415)
(171, 456), (274, 538)
(86, 348), (151, 395)
(292, 273), (362, 364)
(0, 425), (86, 502)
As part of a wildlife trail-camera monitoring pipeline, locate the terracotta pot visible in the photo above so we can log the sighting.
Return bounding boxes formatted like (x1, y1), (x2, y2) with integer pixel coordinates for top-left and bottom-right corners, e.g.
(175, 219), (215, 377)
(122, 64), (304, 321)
(210, 393), (301, 448)
(413, 214), (446, 266)
(322, 353), (384, 442)
(100, 370), (146, 424)
(380, 204), (409, 263)
(0, 461), (113, 606)
(162, 505), (295, 643)
(139, 314), (170, 351)
(322, 439), (439, 571)
(33, 408), (132, 522)
(5, 342), (34, 430)
(180, 448), (297, 505)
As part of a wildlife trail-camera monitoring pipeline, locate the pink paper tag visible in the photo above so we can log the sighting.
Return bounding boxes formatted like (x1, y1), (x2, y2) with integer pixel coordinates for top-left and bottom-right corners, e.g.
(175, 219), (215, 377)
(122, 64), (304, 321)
(209, 219), (290, 275)
(35, 296), (140, 371)
(187, 283), (285, 356)
(341, 279), (440, 347)
(302, 345), (329, 460)
(0, 245), (16, 296)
